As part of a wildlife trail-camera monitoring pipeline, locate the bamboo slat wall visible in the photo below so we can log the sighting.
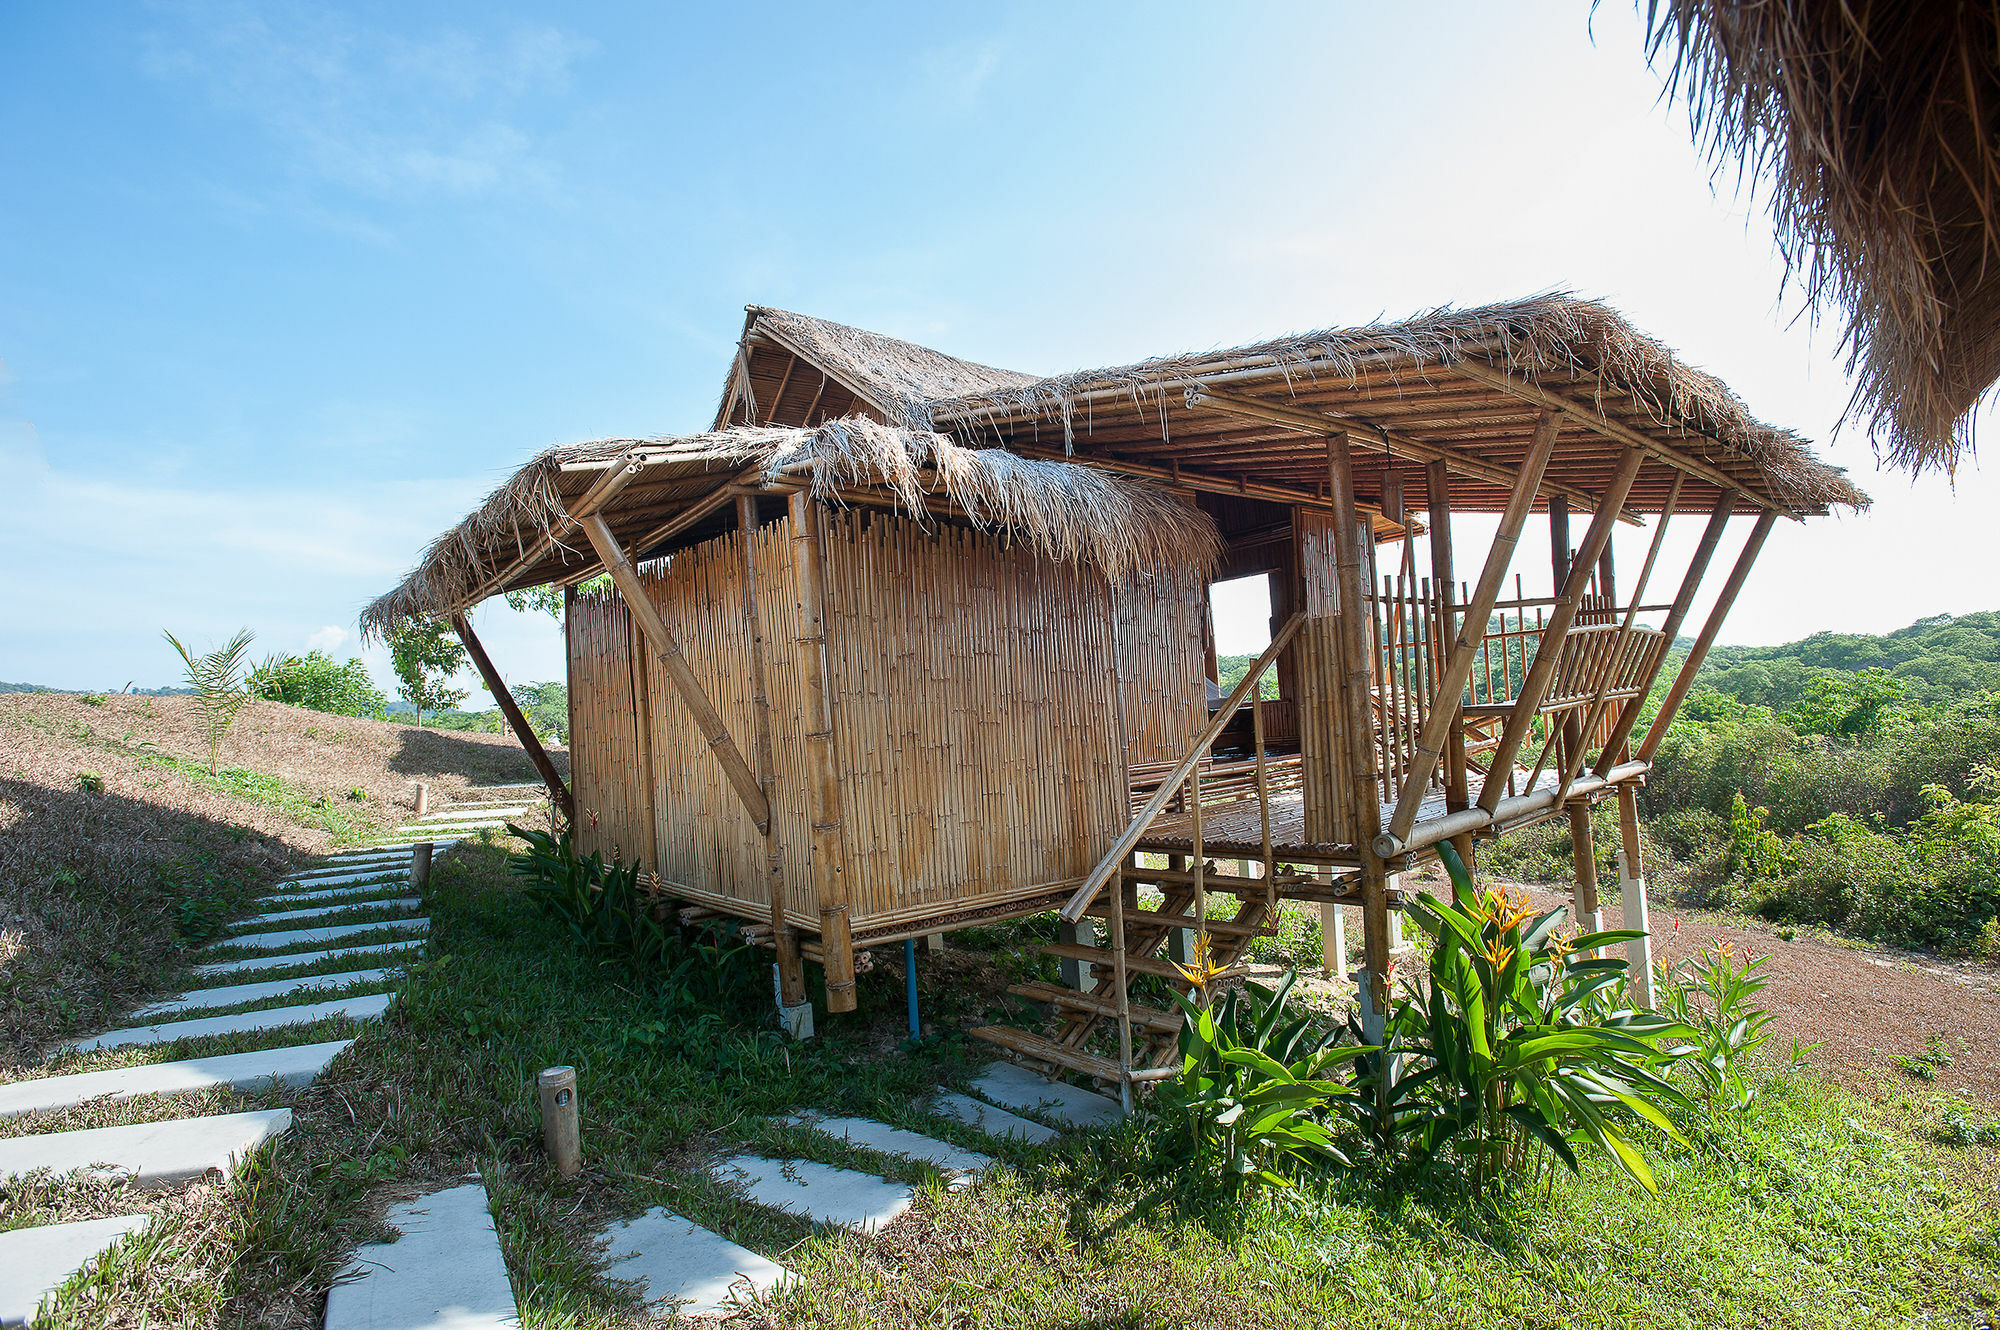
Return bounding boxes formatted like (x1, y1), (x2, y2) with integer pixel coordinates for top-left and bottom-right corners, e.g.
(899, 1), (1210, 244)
(566, 504), (1148, 937)
(820, 509), (1128, 932)
(1113, 568), (1208, 766)
(1292, 508), (1358, 846)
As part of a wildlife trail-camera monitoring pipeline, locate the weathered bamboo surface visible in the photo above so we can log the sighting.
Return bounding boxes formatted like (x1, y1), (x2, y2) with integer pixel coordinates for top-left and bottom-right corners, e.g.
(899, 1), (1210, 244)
(1113, 567), (1207, 766)
(819, 509), (1128, 927)
(1292, 509), (1355, 846)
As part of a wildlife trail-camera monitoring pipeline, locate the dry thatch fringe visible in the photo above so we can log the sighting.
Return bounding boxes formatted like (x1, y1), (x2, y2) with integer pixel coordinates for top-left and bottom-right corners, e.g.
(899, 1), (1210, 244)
(1644, 1), (2000, 477)
(905, 291), (1868, 513)
(363, 420), (1220, 635)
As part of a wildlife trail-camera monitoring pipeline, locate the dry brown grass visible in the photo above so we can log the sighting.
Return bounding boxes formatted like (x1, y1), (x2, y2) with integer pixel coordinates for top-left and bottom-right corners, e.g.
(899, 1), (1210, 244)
(0, 692), (564, 1065)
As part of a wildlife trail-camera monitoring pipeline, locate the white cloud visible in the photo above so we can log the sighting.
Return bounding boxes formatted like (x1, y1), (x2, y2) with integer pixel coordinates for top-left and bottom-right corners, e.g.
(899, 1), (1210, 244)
(305, 625), (348, 654)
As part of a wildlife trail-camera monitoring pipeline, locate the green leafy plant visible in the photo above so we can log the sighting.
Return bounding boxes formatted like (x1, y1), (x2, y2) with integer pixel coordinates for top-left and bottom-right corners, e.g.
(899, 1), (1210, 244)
(1655, 942), (1777, 1112)
(507, 823), (669, 965)
(79, 693), (107, 707)
(1889, 1033), (1955, 1082)
(1361, 842), (1693, 1194)
(247, 650), (388, 719)
(1154, 970), (1367, 1196)
(162, 627), (256, 774)
(385, 617), (468, 727)
(76, 771), (104, 793)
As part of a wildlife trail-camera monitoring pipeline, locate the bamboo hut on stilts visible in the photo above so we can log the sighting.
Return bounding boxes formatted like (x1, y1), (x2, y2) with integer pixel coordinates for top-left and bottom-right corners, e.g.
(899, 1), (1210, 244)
(365, 293), (1865, 1094)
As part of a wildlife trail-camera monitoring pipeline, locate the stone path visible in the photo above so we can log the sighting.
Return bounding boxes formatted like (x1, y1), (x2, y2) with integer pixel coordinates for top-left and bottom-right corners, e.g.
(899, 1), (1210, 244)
(0, 842), (446, 1327)
(323, 1182), (519, 1330)
(969, 1061), (1125, 1129)
(598, 1208), (789, 1318)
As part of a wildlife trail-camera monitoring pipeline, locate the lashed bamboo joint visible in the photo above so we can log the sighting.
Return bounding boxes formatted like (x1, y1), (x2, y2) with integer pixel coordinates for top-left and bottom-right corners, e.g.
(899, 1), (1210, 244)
(365, 295), (1861, 1073)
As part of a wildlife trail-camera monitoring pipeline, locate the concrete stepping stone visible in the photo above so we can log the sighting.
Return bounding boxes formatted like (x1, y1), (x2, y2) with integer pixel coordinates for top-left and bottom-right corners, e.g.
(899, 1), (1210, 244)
(204, 918), (428, 956)
(259, 880), (411, 909)
(972, 1062), (1123, 1129)
(323, 1182), (519, 1330)
(233, 898), (420, 932)
(136, 969), (394, 1019)
(71, 994), (392, 1054)
(325, 839), (459, 858)
(929, 1093), (1059, 1145)
(0, 1213), (150, 1328)
(0, 1109), (290, 1189)
(711, 1154), (915, 1234)
(0, 1042), (351, 1119)
(790, 1115), (992, 1184)
(269, 867), (407, 891)
(192, 939), (420, 980)
(597, 1207), (787, 1318)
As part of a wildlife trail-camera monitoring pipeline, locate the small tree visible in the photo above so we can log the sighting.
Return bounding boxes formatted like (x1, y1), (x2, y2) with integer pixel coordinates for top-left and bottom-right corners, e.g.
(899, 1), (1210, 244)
(247, 651), (388, 718)
(162, 627), (256, 774)
(386, 618), (468, 726)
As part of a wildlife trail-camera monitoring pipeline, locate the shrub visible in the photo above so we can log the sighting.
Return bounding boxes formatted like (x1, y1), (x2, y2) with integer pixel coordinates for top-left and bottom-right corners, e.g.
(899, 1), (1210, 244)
(76, 772), (104, 794)
(162, 627), (255, 775)
(1654, 943), (1775, 1113)
(248, 651), (388, 719)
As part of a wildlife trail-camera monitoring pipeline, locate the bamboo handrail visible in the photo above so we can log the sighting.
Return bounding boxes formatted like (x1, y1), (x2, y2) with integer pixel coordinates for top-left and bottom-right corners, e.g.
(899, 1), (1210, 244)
(1060, 611), (1307, 923)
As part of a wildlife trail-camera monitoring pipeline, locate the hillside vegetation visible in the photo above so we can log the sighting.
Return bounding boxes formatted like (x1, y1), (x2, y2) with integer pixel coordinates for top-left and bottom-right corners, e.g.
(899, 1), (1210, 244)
(0, 692), (559, 1061)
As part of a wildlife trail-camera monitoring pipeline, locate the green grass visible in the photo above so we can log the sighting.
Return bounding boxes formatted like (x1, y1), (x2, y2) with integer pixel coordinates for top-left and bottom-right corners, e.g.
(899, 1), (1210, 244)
(28, 839), (2000, 1329)
(134, 751), (369, 841)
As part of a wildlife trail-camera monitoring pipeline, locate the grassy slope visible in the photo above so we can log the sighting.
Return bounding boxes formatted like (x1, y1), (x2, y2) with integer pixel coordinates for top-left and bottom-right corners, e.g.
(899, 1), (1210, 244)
(33, 840), (1989, 1329)
(0, 692), (557, 1062)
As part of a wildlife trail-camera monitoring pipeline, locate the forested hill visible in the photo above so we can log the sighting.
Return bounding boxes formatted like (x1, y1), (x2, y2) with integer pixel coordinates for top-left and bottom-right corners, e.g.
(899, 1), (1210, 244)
(1696, 611), (2000, 708)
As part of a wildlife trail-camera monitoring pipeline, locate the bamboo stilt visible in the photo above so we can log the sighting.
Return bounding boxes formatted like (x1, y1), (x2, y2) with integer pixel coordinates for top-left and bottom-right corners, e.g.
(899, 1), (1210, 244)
(738, 495), (806, 1013)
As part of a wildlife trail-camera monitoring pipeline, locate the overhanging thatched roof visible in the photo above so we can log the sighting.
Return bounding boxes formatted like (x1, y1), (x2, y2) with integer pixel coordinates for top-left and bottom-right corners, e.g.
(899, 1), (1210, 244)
(363, 419), (1221, 636)
(1647, 1), (2000, 476)
(722, 293), (1865, 518)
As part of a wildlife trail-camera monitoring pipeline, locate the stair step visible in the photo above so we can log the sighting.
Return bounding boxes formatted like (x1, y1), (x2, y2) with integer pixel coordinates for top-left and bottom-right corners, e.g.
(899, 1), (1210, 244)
(1006, 983), (1181, 1033)
(202, 917), (428, 956)
(134, 968), (395, 1019)
(323, 1183), (520, 1330)
(0, 1109), (290, 1189)
(0, 1214), (151, 1327)
(70, 993), (392, 1054)
(191, 938), (420, 980)
(967, 1026), (1131, 1086)
(1036, 943), (1185, 980)
(0, 1042), (352, 1119)
(1080, 906), (1269, 938)
(232, 898), (420, 933)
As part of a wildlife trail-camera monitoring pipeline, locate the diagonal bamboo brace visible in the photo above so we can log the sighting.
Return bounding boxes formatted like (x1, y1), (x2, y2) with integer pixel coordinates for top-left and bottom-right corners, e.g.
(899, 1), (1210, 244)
(451, 613), (574, 823)
(580, 513), (773, 836)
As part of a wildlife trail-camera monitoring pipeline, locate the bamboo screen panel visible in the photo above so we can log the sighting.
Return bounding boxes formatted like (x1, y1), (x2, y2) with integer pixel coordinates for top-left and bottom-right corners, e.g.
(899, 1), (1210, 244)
(566, 592), (654, 867)
(1292, 509), (1361, 846)
(1113, 569), (1208, 766)
(819, 510), (1128, 931)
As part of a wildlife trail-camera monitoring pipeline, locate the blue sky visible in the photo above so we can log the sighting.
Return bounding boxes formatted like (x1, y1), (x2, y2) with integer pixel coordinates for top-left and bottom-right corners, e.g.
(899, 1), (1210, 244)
(4, 2), (1992, 697)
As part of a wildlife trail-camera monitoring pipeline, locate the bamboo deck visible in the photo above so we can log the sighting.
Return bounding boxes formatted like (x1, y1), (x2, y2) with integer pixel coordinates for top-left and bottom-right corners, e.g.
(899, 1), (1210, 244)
(1135, 766), (1564, 862)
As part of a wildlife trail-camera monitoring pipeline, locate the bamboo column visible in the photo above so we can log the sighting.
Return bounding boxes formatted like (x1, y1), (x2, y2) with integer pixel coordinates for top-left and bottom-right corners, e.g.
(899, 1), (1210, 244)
(626, 616), (659, 870)
(738, 495), (808, 1018)
(450, 613), (573, 822)
(1591, 491), (1738, 778)
(1324, 429), (1393, 1048)
(1567, 799), (1602, 940)
(1108, 863), (1134, 1113)
(786, 492), (858, 1013)
(1637, 509), (1779, 761)
(1424, 457), (1473, 877)
(1474, 445), (1647, 813)
(580, 514), (771, 834)
(1617, 783), (1655, 1007)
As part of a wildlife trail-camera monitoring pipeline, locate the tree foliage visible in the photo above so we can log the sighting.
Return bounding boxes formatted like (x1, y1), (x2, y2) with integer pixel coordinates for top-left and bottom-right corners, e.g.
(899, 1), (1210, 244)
(385, 618), (468, 726)
(246, 651), (387, 719)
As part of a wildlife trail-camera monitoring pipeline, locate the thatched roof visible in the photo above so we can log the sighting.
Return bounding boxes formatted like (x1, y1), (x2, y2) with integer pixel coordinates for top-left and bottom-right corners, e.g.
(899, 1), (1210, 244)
(899, 292), (1867, 517)
(362, 418), (1221, 636)
(1647, 2), (2000, 476)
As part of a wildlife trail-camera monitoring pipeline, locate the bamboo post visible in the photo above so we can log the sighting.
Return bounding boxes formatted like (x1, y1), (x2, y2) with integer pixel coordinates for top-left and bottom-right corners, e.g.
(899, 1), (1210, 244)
(1425, 458), (1475, 873)
(537, 1066), (581, 1178)
(1253, 689), (1274, 910)
(737, 496), (808, 1022)
(1637, 510), (1780, 762)
(451, 614), (574, 823)
(1617, 783), (1655, 1007)
(1567, 800), (1602, 941)
(1320, 898), (1348, 980)
(1382, 414), (1561, 846)
(1190, 765), (1207, 940)
(579, 515), (771, 834)
(627, 615), (660, 871)
(1474, 445), (1647, 813)
(785, 492), (857, 1013)
(1325, 429), (1394, 1057)
(1109, 865), (1134, 1113)
(410, 841), (433, 891)
(414, 782), (430, 817)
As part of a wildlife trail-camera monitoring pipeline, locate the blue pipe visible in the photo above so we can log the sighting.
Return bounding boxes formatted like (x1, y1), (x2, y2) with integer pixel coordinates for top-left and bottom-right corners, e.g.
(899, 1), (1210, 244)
(905, 937), (920, 1041)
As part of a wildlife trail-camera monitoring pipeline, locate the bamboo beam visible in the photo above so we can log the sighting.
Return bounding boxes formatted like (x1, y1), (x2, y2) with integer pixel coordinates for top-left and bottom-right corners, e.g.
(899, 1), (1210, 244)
(466, 447), (645, 607)
(449, 613), (574, 823)
(1381, 413), (1563, 848)
(1001, 441), (1399, 531)
(1474, 445), (1647, 813)
(1451, 359), (1799, 517)
(1637, 509), (1779, 761)
(1060, 612), (1307, 923)
(785, 492), (858, 1013)
(1590, 491), (1738, 777)
(1425, 458), (1474, 871)
(1188, 385), (1644, 526)
(579, 513), (772, 835)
